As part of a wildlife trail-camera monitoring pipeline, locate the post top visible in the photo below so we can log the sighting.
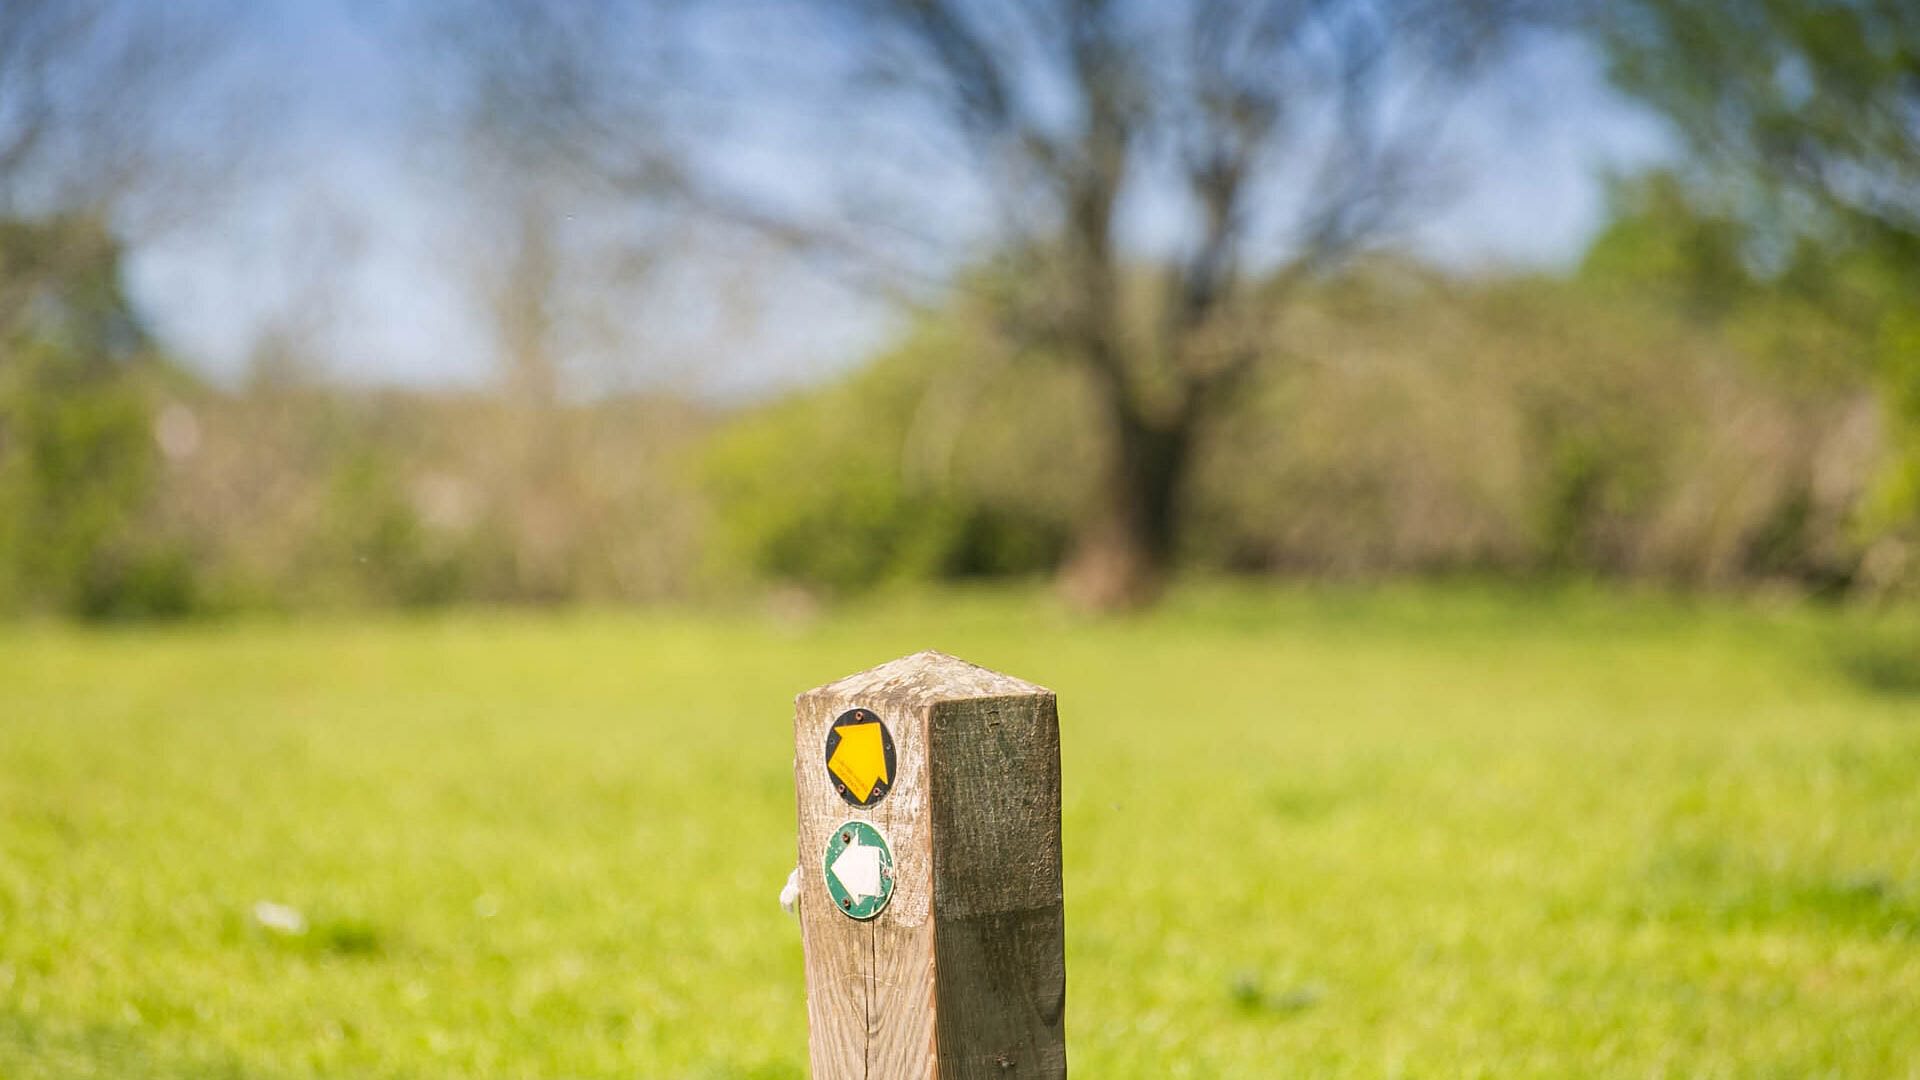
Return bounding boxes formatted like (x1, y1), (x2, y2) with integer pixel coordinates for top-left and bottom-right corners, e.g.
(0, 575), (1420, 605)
(802, 649), (1052, 706)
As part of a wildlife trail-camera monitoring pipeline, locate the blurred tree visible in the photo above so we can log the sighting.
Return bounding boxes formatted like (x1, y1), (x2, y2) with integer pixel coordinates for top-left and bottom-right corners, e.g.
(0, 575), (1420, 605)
(1580, 172), (1758, 319)
(402, 1), (686, 602)
(0, 0), (237, 222)
(721, 0), (1528, 607)
(1596, 0), (1920, 584)
(0, 215), (193, 617)
(704, 315), (1080, 590)
(0, 1), (236, 617)
(1600, 1), (1918, 244)
(420, 0), (1542, 608)
(739, 0), (1540, 607)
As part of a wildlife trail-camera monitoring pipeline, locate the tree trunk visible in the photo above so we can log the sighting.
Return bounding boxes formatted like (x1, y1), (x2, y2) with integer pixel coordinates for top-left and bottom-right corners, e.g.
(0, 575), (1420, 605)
(1058, 396), (1193, 611)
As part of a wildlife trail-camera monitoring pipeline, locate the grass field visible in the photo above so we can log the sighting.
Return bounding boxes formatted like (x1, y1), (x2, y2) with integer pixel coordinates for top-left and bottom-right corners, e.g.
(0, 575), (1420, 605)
(1, 584), (1917, 1077)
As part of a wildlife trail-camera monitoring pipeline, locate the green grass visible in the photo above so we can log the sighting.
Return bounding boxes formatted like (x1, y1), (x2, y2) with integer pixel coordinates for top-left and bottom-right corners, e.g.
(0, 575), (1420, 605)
(1, 583), (1917, 1077)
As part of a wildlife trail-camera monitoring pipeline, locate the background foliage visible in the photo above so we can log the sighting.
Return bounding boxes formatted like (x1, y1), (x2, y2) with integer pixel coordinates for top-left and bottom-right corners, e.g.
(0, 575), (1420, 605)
(4, 223), (1907, 616)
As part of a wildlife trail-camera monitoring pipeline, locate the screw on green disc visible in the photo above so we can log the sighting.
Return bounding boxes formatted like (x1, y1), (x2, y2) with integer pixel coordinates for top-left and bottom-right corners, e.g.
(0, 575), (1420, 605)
(823, 820), (894, 921)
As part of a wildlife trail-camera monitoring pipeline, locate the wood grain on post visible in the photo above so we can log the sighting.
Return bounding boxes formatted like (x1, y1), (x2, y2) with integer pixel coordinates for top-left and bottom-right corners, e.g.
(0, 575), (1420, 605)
(793, 650), (1066, 1079)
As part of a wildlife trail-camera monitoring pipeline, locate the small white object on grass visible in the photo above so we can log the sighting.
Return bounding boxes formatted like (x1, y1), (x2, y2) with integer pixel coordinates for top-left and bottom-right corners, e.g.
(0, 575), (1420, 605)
(779, 865), (801, 916)
(252, 900), (307, 935)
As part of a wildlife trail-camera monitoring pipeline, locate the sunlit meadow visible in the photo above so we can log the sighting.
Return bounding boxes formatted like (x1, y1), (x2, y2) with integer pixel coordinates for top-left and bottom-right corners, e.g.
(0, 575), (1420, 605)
(2, 585), (1916, 1077)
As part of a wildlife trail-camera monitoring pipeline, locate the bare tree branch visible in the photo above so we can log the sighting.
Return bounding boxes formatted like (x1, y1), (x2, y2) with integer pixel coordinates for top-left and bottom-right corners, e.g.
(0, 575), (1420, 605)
(404, 0), (1542, 606)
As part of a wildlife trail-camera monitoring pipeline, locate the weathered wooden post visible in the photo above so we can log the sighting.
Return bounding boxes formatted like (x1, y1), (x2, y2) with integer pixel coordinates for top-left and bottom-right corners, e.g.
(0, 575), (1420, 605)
(792, 650), (1066, 1078)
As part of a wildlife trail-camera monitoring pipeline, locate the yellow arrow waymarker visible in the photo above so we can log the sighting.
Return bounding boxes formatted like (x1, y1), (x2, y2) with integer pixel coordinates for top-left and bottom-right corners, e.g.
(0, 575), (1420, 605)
(827, 722), (890, 803)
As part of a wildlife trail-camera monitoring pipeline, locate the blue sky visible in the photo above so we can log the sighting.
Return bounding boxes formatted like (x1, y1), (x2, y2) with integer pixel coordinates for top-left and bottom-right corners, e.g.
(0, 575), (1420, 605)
(122, 4), (1672, 397)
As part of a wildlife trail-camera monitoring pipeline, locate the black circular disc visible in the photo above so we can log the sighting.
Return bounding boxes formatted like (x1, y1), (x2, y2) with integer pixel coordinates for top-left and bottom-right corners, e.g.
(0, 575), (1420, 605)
(823, 707), (897, 808)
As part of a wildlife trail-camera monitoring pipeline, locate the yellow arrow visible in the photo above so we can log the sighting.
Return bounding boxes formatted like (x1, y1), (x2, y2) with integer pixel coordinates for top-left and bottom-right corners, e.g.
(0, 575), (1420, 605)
(828, 722), (889, 802)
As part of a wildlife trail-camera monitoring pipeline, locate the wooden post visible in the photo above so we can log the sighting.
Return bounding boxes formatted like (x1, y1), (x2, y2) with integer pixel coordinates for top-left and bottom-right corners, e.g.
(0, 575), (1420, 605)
(793, 650), (1066, 1078)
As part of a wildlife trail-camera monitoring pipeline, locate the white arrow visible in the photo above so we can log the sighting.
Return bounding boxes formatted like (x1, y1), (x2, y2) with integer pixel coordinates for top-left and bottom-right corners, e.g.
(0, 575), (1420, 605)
(830, 834), (885, 901)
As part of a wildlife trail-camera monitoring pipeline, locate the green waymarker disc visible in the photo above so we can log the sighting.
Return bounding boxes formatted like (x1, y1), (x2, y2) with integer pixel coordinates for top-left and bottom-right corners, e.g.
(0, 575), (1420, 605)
(823, 820), (895, 921)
